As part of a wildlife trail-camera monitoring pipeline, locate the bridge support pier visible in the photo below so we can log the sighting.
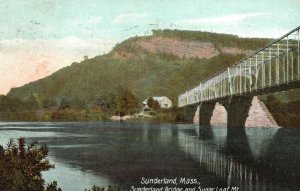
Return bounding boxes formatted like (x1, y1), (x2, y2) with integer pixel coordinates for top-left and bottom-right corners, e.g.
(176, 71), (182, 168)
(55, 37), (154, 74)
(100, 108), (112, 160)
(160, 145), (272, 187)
(185, 96), (253, 129)
(184, 104), (198, 122)
(199, 102), (216, 127)
(223, 96), (253, 128)
(198, 102), (216, 140)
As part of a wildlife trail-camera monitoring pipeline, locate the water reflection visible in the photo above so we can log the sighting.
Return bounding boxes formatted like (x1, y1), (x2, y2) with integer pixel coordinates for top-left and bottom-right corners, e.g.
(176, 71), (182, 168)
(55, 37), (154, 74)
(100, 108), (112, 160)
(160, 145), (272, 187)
(43, 157), (111, 191)
(199, 125), (214, 140)
(0, 122), (299, 191)
(46, 122), (222, 189)
(261, 128), (300, 188)
(226, 127), (253, 161)
(178, 125), (300, 191)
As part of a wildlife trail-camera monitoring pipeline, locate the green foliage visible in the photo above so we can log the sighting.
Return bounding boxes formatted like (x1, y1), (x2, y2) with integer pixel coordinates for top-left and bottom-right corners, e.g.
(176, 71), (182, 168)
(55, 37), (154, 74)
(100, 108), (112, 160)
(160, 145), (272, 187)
(0, 138), (61, 191)
(0, 95), (41, 121)
(42, 98), (56, 109)
(152, 101), (160, 110)
(5, 29), (299, 124)
(146, 97), (160, 110)
(23, 95), (40, 110)
(84, 185), (120, 191)
(0, 138), (122, 191)
(45, 181), (62, 191)
(141, 107), (187, 122)
(0, 95), (25, 112)
(146, 97), (154, 108)
(8, 29), (269, 107)
(265, 95), (300, 127)
(112, 87), (139, 116)
(7, 53), (244, 109)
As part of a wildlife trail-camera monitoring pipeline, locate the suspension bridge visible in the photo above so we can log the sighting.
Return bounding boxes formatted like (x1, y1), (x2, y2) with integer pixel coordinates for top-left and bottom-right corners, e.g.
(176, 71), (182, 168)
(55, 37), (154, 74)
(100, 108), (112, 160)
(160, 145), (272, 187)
(178, 26), (300, 127)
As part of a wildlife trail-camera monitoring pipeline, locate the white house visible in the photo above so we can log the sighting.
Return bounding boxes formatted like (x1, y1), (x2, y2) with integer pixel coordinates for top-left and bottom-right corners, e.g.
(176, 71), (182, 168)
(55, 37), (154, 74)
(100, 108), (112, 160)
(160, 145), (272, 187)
(143, 96), (173, 110)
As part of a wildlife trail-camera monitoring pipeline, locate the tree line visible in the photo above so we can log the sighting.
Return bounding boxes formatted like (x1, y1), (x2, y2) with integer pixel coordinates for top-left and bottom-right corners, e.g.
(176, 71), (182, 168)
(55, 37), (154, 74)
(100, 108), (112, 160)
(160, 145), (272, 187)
(0, 87), (140, 121)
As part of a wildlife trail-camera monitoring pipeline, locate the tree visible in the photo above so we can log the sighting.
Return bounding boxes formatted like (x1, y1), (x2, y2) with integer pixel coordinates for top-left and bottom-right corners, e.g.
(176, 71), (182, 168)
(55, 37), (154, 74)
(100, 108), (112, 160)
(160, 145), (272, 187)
(24, 95), (40, 110)
(0, 95), (24, 112)
(45, 181), (62, 191)
(84, 185), (120, 191)
(152, 100), (160, 110)
(147, 97), (155, 108)
(0, 138), (61, 191)
(112, 88), (138, 116)
(147, 97), (160, 110)
(42, 98), (56, 109)
(59, 98), (71, 110)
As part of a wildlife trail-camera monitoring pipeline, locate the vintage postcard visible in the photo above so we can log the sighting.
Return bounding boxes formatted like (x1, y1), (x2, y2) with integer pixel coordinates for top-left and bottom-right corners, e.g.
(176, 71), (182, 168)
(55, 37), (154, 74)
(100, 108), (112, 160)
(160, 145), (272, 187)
(0, 1), (299, 191)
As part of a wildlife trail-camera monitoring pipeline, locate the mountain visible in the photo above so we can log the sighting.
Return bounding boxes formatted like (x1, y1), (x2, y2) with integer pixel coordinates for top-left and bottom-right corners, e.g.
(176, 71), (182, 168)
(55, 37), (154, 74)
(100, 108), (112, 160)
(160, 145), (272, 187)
(7, 29), (273, 106)
(5, 29), (300, 126)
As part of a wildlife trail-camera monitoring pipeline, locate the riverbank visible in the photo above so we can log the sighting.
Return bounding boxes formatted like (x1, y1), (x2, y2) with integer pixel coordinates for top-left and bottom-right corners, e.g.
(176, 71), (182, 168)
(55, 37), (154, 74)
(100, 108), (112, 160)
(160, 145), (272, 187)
(110, 113), (154, 121)
(0, 106), (187, 123)
(1, 99), (300, 127)
(109, 108), (187, 123)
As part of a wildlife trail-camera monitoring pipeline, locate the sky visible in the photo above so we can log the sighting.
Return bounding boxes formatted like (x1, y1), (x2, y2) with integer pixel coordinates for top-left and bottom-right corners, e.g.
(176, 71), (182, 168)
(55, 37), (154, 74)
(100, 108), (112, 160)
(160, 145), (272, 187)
(0, 0), (300, 95)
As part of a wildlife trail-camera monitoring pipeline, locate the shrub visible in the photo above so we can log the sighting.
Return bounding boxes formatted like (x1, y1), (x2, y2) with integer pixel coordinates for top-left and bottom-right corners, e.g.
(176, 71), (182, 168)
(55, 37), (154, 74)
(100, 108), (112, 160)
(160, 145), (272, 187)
(0, 138), (61, 191)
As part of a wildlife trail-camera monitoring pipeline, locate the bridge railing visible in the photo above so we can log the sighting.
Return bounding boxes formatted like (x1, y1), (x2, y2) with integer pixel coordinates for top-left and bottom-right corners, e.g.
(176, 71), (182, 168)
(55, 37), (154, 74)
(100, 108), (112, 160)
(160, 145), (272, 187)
(179, 26), (300, 107)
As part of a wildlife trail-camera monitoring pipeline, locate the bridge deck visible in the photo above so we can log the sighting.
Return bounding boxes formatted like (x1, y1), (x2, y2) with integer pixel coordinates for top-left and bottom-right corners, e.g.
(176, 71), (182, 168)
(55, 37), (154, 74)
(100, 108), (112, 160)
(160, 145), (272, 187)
(179, 26), (300, 107)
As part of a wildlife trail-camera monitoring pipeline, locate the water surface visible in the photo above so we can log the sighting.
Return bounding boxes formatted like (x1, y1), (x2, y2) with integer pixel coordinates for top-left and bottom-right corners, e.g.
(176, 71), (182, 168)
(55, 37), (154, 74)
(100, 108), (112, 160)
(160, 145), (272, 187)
(0, 121), (299, 191)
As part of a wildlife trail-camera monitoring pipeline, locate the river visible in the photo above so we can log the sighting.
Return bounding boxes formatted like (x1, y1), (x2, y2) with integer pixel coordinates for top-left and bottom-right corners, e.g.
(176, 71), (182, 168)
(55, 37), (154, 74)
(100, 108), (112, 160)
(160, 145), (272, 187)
(0, 121), (299, 191)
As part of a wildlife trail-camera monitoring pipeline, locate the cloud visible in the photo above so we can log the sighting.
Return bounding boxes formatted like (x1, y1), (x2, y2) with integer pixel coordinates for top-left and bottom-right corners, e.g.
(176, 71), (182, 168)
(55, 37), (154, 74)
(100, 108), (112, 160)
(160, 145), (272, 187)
(32, 0), (58, 13)
(178, 13), (268, 25)
(113, 13), (150, 24)
(234, 27), (289, 38)
(0, 36), (116, 94)
(172, 12), (292, 39)
(86, 16), (103, 25)
(70, 16), (103, 26)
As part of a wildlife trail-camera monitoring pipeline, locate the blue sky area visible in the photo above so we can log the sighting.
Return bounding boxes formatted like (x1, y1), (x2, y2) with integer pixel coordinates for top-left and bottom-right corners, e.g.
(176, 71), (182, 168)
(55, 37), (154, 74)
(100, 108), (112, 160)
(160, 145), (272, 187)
(0, 0), (299, 94)
(1, 0), (300, 40)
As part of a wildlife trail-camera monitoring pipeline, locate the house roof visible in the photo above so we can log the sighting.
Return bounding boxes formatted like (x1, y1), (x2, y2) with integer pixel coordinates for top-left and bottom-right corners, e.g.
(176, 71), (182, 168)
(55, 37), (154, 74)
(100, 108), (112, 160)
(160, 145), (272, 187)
(153, 96), (167, 101)
(143, 96), (171, 104)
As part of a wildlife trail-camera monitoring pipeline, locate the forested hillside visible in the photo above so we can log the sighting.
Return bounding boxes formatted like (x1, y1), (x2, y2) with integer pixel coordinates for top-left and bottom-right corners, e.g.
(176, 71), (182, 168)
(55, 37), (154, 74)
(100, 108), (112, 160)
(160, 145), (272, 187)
(8, 30), (270, 104)
(3, 29), (300, 125)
